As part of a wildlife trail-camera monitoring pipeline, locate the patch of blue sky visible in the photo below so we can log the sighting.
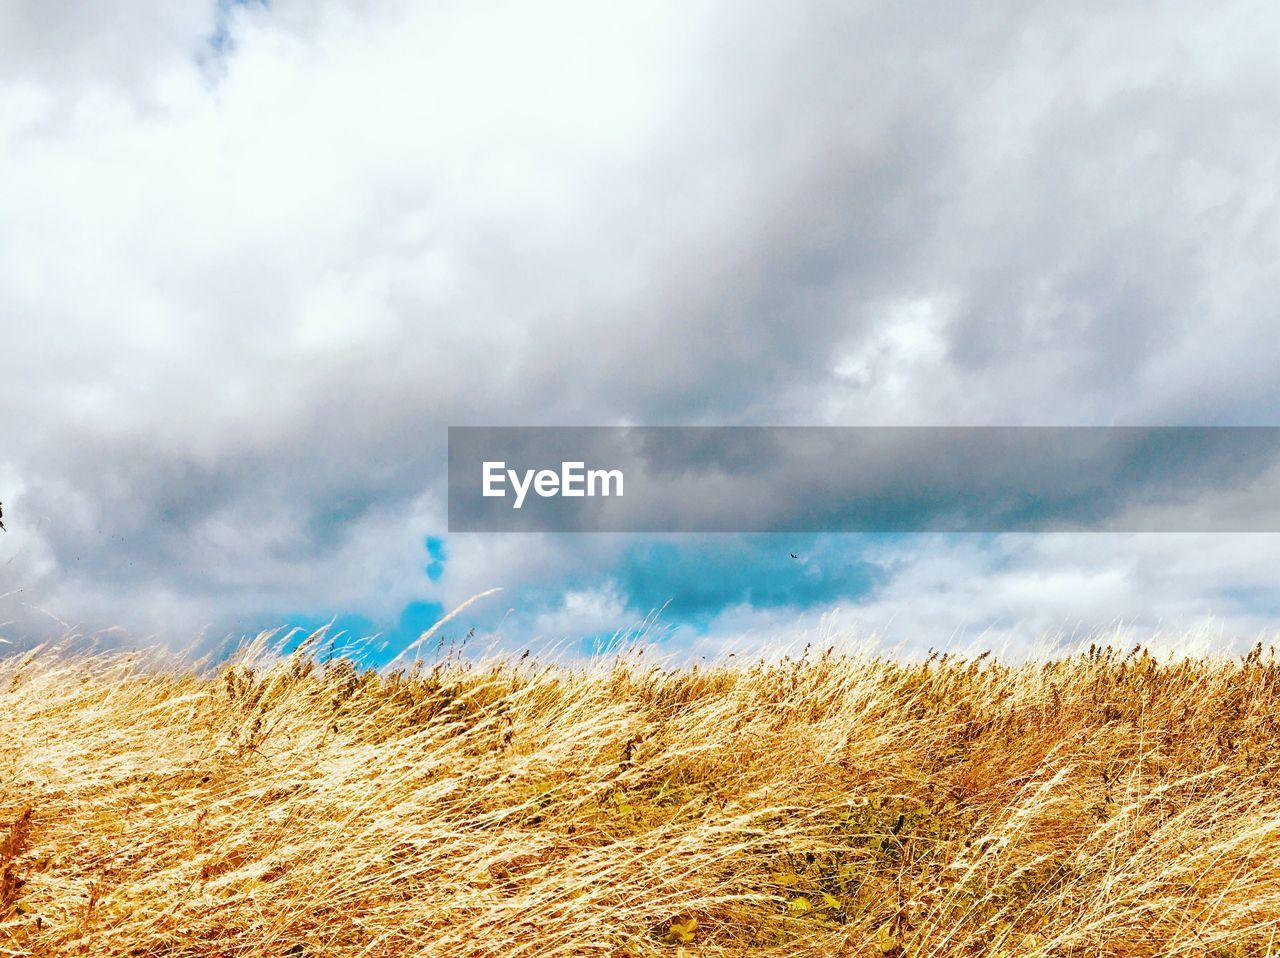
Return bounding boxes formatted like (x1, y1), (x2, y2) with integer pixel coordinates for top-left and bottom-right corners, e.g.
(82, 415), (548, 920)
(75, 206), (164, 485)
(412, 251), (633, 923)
(425, 535), (446, 582)
(273, 599), (447, 668)
(609, 533), (886, 627)
(273, 611), (377, 657)
(1219, 586), (1280, 619)
(206, 0), (269, 57)
(271, 532), (1020, 667)
(576, 629), (639, 659)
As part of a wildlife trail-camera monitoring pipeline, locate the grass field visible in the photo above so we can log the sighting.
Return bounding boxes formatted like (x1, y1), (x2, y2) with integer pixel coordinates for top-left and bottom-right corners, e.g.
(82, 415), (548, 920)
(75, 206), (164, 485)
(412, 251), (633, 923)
(3, 636), (1280, 956)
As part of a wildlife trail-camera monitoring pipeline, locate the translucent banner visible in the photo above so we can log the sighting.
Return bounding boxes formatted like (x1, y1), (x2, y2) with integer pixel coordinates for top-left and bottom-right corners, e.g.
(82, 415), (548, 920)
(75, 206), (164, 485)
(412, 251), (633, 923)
(447, 426), (1280, 532)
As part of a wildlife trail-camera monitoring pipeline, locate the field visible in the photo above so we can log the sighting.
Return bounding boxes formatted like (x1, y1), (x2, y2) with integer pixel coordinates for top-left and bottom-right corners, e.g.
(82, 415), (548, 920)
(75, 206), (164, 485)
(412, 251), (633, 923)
(3, 638), (1280, 956)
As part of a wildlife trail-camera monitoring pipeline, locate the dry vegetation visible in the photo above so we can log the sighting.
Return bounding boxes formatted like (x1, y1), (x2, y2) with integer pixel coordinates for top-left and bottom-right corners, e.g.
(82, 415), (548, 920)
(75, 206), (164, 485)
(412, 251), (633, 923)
(3, 636), (1280, 956)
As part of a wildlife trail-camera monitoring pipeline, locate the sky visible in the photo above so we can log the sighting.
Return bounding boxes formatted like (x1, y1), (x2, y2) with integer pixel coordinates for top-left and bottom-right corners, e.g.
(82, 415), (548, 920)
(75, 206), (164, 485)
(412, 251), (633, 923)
(3, 0), (1280, 662)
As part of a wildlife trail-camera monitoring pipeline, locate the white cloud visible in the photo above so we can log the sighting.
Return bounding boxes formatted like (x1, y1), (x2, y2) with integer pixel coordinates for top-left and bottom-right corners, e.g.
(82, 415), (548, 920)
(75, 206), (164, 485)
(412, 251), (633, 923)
(3, 0), (1280, 650)
(823, 534), (1280, 657)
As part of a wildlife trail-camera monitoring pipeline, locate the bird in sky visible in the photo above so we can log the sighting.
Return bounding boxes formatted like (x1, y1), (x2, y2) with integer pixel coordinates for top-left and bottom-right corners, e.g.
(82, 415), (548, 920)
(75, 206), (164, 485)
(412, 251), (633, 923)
(0, 501), (5, 532)
(789, 552), (799, 559)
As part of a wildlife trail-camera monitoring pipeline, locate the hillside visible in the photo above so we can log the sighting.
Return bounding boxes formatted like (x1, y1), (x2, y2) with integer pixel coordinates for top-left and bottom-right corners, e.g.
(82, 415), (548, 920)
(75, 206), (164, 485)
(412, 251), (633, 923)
(2, 640), (1279, 956)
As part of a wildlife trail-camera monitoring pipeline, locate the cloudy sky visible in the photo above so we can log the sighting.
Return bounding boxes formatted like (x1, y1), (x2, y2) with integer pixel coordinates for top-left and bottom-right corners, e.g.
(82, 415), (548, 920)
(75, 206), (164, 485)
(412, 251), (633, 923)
(3, 0), (1280, 660)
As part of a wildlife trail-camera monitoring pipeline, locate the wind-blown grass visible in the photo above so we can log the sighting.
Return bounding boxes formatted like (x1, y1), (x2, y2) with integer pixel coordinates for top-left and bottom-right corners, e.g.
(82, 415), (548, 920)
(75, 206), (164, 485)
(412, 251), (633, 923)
(3, 638), (1280, 956)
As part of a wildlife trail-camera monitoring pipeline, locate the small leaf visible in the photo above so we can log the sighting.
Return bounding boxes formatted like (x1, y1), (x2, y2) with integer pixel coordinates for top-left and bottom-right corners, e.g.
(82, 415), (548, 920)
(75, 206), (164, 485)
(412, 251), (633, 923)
(875, 924), (901, 954)
(668, 917), (698, 943)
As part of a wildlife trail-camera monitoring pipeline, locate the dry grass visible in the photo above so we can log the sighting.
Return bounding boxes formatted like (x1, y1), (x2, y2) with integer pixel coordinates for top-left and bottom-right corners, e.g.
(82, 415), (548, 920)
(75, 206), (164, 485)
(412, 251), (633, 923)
(3, 637), (1280, 956)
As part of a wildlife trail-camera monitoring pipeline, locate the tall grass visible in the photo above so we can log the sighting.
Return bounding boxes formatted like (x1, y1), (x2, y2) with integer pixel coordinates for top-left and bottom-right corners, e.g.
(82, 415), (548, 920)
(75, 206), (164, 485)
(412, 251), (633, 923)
(2, 637), (1280, 955)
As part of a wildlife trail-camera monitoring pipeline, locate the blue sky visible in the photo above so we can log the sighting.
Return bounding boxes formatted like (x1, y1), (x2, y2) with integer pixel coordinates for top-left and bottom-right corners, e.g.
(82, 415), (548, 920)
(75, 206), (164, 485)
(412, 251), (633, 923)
(3, 0), (1280, 660)
(270, 533), (886, 665)
(264, 528), (1280, 666)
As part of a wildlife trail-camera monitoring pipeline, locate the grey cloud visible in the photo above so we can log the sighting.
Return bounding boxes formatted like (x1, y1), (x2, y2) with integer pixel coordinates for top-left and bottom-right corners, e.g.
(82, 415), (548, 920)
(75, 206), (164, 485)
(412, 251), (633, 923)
(0, 0), (214, 93)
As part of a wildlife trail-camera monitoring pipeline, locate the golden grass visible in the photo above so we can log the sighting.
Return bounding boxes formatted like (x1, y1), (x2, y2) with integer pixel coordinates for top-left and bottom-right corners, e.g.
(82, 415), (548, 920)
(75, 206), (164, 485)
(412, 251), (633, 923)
(3, 638), (1280, 956)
